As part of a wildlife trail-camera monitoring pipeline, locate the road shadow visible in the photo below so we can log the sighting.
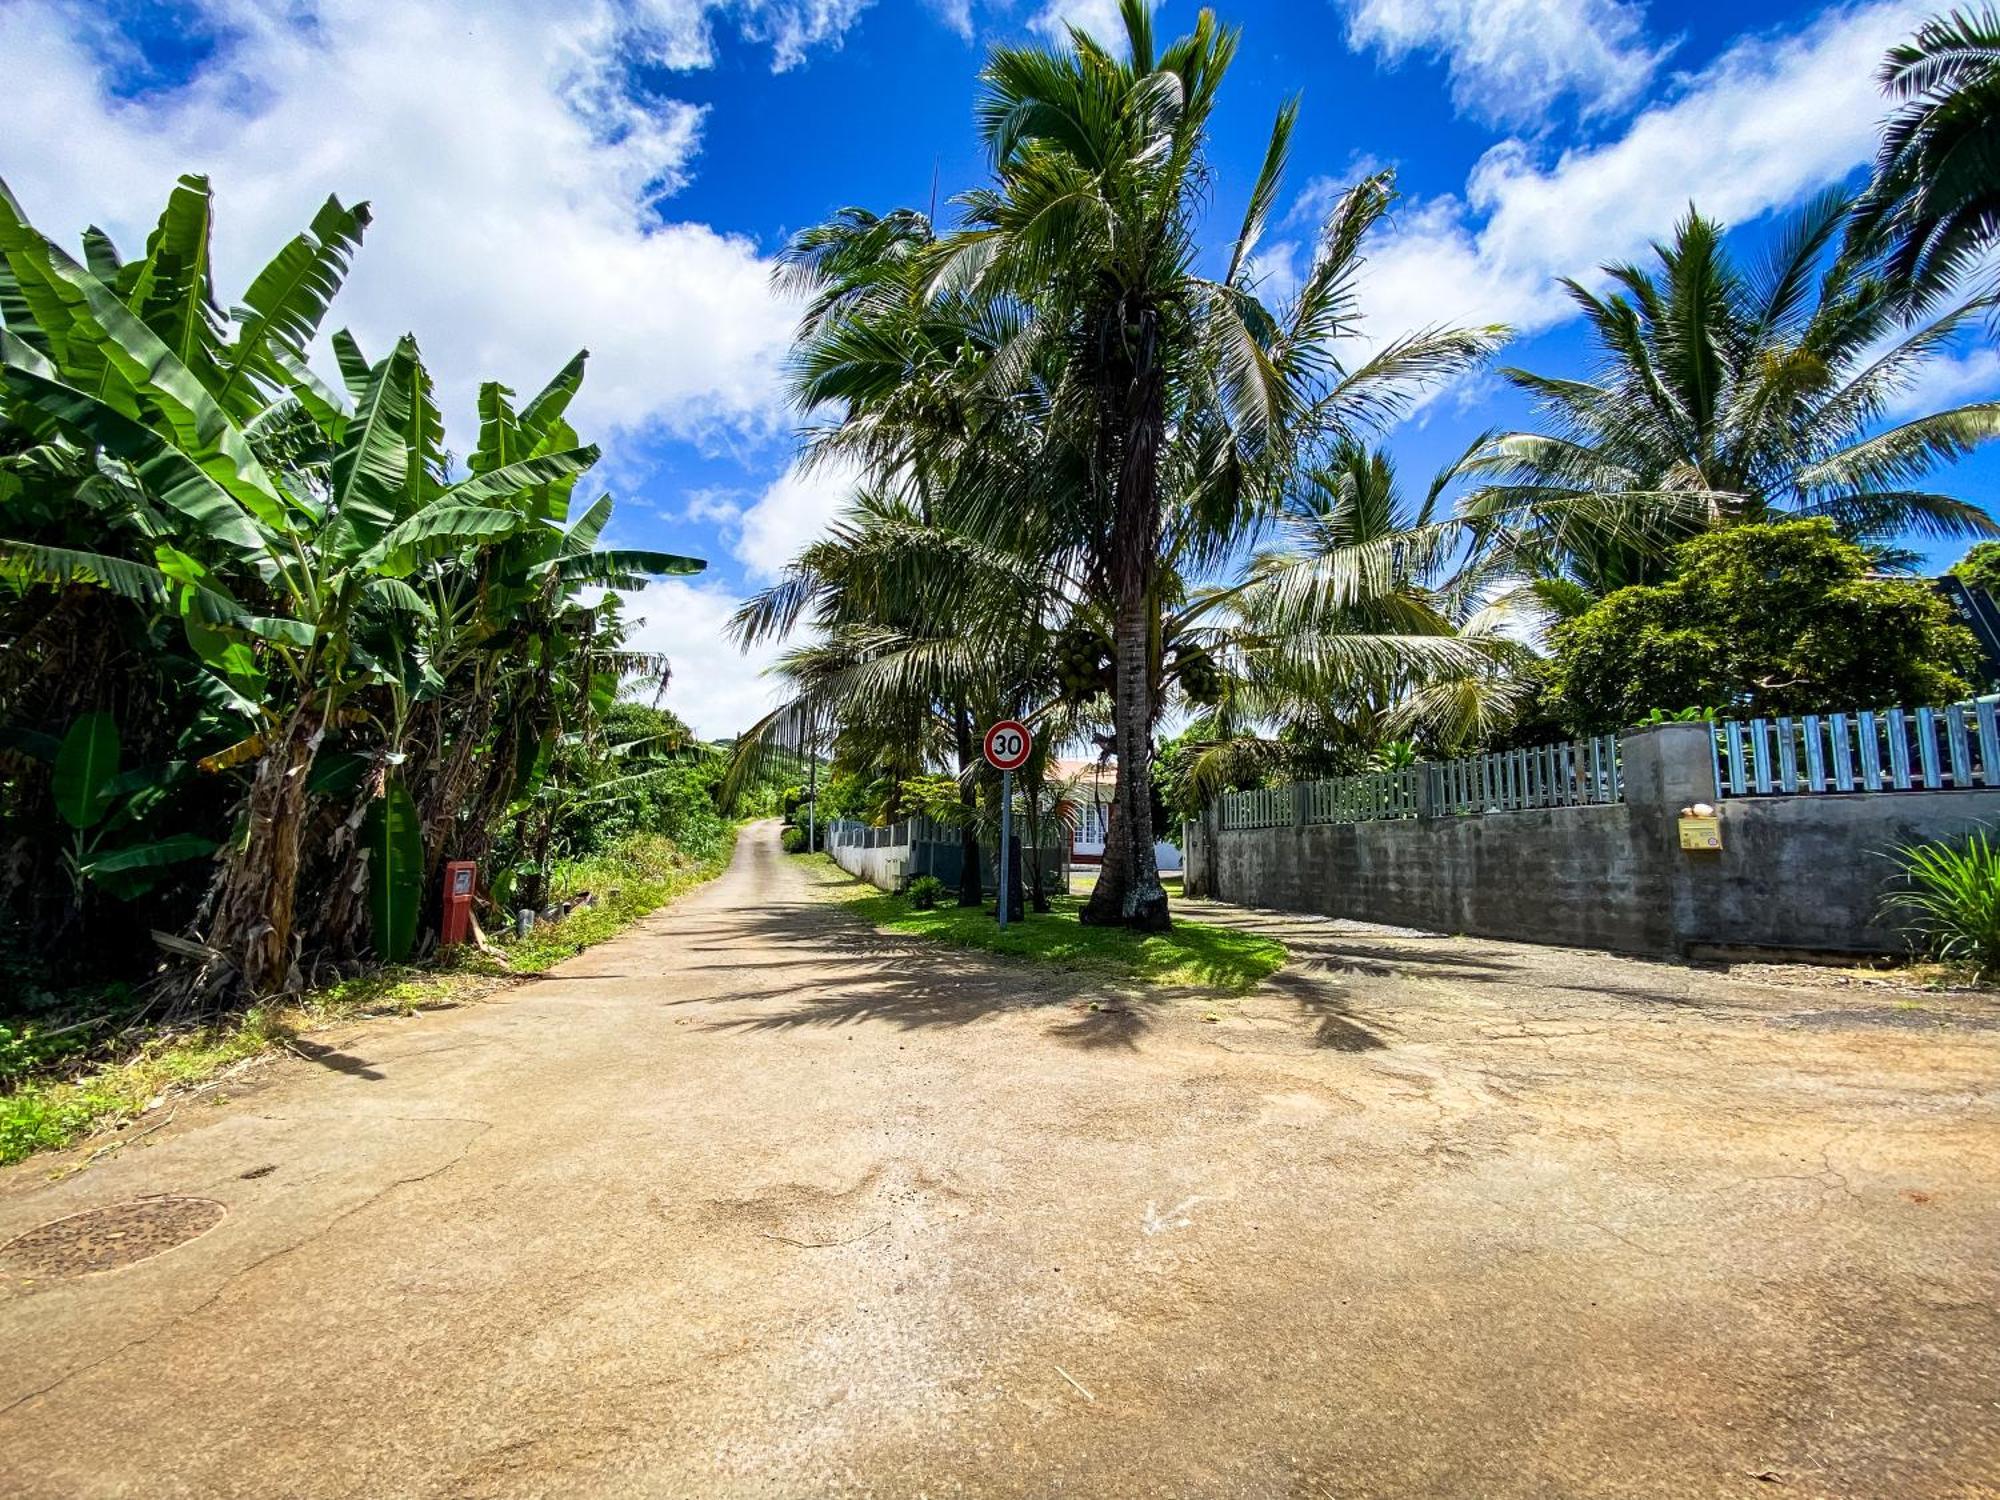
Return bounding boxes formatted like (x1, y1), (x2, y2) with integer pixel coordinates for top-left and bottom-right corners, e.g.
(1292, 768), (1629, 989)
(1256, 970), (1393, 1051)
(1042, 1002), (1150, 1051)
(286, 1038), (386, 1081)
(678, 888), (1164, 1043)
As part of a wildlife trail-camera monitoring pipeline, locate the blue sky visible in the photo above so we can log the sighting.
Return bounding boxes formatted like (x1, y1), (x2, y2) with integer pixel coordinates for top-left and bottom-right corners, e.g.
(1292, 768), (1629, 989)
(3, 0), (1996, 734)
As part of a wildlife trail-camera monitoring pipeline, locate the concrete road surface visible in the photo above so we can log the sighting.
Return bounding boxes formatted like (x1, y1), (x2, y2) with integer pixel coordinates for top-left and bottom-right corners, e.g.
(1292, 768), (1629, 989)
(3, 820), (1997, 1498)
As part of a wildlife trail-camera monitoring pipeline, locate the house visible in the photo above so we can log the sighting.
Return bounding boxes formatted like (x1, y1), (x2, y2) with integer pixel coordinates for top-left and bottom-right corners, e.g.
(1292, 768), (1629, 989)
(1051, 757), (1183, 874)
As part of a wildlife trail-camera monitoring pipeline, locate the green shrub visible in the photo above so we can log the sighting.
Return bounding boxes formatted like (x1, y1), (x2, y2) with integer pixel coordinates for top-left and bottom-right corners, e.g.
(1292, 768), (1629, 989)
(1881, 829), (2000, 977)
(1952, 541), (2000, 596)
(781, 826), (810, 854)
(1552, 521), (1978, 731)
(906, 875), (948, 910)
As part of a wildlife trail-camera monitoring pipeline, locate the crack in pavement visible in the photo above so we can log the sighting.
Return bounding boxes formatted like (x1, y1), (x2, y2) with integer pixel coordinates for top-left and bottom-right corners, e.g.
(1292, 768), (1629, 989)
(0, 1117), (492, 1419)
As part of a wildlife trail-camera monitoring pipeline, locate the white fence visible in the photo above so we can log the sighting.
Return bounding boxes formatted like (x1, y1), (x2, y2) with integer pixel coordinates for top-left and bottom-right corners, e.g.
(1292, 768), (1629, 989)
(823, 816), (1068, 895)
(1211, 702), (2000, 834)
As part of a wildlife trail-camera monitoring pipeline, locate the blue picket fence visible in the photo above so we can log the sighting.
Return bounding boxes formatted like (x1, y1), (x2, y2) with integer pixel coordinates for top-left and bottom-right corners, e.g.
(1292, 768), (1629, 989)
(1216, 734), (1623, 830)
(1712, 702), (2000, 796)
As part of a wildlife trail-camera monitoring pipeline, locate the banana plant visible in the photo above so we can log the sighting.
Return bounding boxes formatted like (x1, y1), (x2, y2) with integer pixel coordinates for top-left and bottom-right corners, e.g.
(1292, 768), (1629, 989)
(0, 175), (703, 996)
(36, 713), (216, 904)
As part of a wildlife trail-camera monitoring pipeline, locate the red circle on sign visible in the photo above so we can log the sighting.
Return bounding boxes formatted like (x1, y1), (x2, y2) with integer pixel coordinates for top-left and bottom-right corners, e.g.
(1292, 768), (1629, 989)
(983, 719), (1032, 771)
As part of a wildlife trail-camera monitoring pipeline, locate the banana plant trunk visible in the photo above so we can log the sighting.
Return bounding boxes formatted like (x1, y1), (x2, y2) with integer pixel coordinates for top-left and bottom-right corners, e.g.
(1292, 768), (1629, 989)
(1081, 303), (1169, 932)
(204, 705), (324, 999)
(416, 688), (501, 910)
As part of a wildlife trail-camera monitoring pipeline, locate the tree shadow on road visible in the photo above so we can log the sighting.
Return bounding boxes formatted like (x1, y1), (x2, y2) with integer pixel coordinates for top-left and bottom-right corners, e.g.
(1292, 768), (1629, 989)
(672, 896), (1165, 1042)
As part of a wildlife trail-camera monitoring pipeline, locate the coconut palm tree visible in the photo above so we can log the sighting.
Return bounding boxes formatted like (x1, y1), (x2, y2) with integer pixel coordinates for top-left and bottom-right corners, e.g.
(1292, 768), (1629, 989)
(1164, 439), (1535, 807)
(1468, 195), (2000, 595)
(1852, 7), (2000, 312)
(879, 2), (1496, 929)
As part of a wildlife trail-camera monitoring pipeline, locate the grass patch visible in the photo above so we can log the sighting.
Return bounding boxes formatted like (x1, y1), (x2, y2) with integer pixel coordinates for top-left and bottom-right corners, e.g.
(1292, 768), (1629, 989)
(0, 829), (736, 1168)
(818, 858), (1284, 991)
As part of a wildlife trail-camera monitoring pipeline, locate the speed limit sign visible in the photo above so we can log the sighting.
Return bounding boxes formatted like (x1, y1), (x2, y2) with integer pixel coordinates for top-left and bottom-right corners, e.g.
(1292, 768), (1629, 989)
(983, 719), (1031, 771)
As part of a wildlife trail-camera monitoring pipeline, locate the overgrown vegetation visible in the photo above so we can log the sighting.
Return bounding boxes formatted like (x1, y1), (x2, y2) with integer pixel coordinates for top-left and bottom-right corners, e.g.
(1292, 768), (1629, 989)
(0, 828), (737, 1165)
(0, 172), (720, 1033)
(1882, 828), (2000, 980)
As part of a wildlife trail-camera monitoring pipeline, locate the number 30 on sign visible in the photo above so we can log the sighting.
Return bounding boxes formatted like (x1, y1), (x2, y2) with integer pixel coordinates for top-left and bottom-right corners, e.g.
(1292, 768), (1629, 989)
(984, 720), (1031, 771)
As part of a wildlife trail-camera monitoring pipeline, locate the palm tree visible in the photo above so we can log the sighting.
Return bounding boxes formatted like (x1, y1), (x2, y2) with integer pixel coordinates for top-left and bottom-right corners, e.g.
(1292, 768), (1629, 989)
(731, 476), (1073, 907)
(1852, 7), (2000, 312)
(759, 205), (1035, 906)
(924, 2), (1496, 929)
(1164, 440), (1534, 807)
(1469, 196), (2000, 595)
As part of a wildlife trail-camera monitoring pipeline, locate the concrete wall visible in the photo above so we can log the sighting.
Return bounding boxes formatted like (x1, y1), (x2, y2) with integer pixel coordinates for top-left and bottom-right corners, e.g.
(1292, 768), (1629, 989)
(826, 820), (1068, 897)
(827, 828), (911, 892)
(1185, 723), (2000, 959)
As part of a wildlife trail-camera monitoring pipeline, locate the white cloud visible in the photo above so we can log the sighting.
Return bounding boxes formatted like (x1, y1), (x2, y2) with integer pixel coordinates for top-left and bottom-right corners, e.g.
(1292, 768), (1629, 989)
(1881, 346), (2000, 422)
(1338, 1), (1940, 353)
(622, 578), (787, 738)
(1244, 240), (1304, 304)
(730, 0), (876, 71)
(1283, 162), (1389, 231)
(925, 0), (977, 42)
(734, 453), (863, 579)
(1030, 0), (1127, 46)
(1339, 0), (1670, 127)
(683, 488), (749, 525)
(0, 0), (840, 450)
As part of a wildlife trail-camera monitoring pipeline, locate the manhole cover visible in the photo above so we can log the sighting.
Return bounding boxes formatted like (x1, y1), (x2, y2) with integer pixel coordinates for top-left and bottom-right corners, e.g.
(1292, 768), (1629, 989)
(0, 1196), (226, 1279)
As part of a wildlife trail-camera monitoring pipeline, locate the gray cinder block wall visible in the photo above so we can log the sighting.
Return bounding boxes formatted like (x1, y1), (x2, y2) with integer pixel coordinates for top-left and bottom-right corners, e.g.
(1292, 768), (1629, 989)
(1184, 723), (1998, 959)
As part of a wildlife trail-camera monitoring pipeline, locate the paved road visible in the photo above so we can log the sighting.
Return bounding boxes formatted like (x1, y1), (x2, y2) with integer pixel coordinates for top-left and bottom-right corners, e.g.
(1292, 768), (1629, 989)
(3, 821), (1998, 1498)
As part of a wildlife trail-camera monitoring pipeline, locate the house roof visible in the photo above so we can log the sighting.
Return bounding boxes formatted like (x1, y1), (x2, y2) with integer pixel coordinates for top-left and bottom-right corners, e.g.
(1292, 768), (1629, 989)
(1051, 756), (1115, 784)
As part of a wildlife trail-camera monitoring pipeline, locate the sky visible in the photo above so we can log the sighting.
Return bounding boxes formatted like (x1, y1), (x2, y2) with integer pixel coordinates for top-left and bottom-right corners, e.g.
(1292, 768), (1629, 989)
(2, 0), (1996, 737)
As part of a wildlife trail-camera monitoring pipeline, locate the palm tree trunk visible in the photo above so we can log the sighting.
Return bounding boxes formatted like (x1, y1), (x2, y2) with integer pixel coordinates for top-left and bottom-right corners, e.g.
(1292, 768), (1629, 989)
(1024, 781), (1051, 913)
(1089, 792), (1131, 913)
(1081, 303), (1170, 932)
(954, 704), (982, 907)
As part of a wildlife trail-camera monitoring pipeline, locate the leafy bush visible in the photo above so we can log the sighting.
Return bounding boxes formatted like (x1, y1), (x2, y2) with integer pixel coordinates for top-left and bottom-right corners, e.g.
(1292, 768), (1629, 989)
(781, 826), (810, 854)
(1552, 522), (1978, 731)
(906, 875), (948, 910)
(1952, 541), (2000, 596)
(1881, 830), (2000, 978)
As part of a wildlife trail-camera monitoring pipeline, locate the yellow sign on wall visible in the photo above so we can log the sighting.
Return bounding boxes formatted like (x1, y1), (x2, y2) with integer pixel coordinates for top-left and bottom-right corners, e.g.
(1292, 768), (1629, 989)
(1679, 815), (1722, 851)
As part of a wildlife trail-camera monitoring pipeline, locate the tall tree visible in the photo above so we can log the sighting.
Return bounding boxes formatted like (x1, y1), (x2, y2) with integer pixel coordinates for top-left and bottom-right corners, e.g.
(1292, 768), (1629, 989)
(1469, 195), (2000, 595)
(1852, 7), (2000, 313)
(926, 1), (1495, 928)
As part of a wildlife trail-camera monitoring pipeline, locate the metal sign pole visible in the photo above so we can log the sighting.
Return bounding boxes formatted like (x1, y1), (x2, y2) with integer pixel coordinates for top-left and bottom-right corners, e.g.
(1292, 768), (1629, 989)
(998, 768), (1013, 931)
